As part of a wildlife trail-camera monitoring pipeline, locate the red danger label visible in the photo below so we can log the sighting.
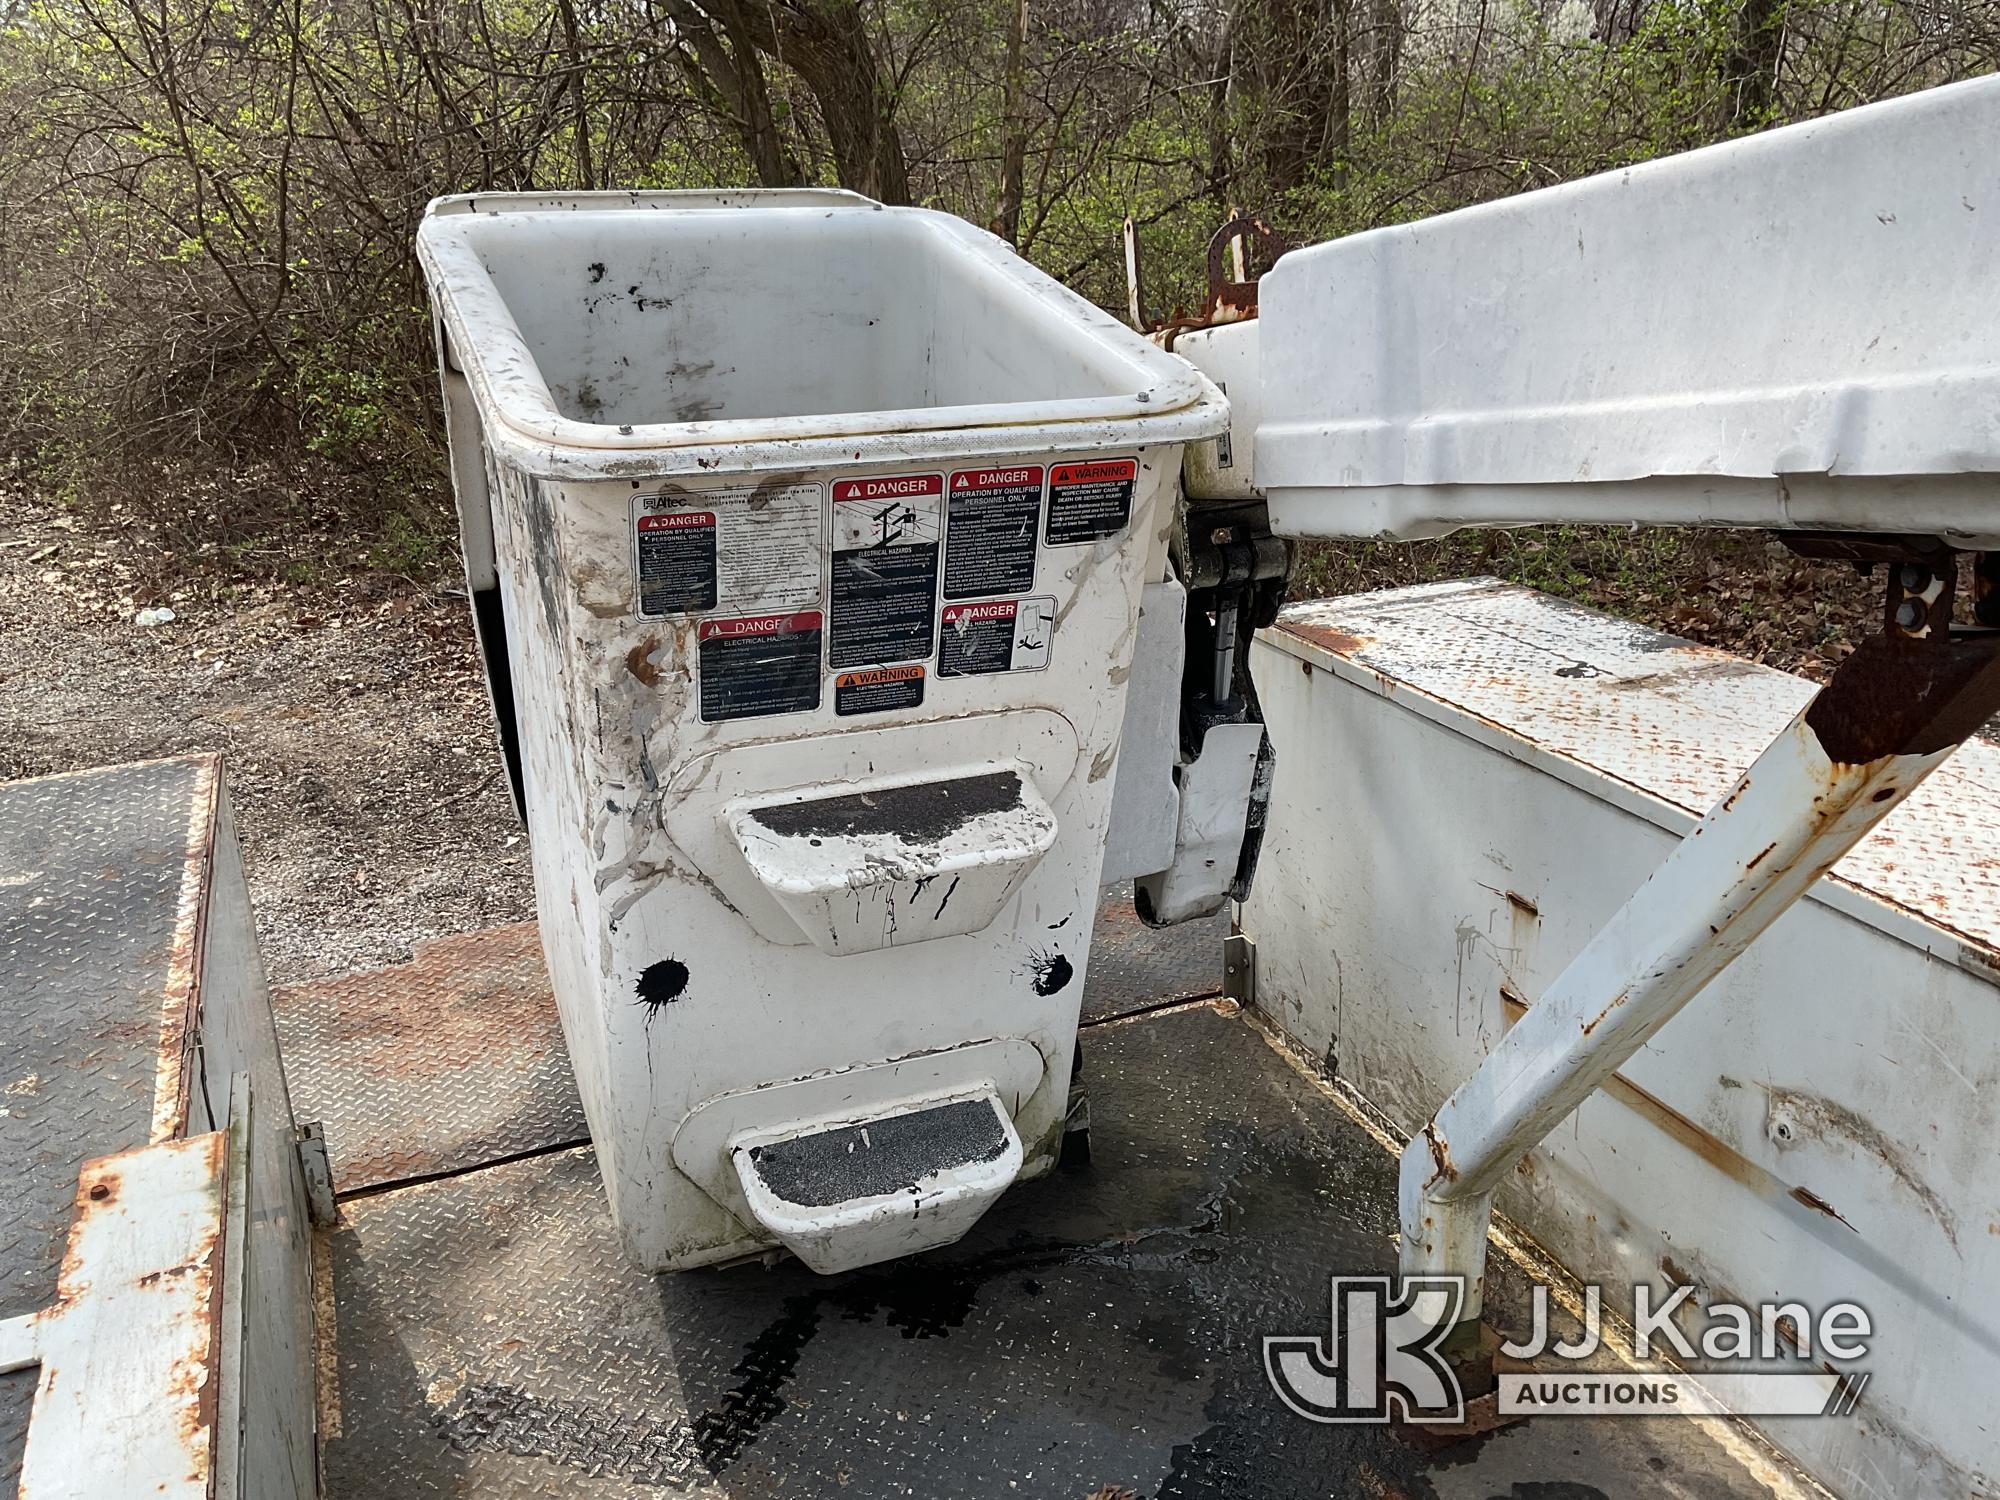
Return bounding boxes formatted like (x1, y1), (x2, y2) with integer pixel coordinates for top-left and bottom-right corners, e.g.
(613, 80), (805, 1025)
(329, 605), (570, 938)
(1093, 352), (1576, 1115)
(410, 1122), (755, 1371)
(939, 594), (1053, 677)
(637, 511), (716, 531)
(698, 610), (822, 722)
(833, 475), (944, 502)
(698, 610), (821, 642)
(942, 601), (1018, 625)
(1050, 460), (1136, 486)
(952, 466), (1042, 491)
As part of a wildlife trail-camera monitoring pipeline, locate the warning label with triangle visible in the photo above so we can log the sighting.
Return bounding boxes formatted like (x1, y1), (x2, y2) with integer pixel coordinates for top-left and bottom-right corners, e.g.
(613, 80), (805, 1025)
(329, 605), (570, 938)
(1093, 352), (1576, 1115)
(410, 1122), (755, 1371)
(944, 466), (1043, 600)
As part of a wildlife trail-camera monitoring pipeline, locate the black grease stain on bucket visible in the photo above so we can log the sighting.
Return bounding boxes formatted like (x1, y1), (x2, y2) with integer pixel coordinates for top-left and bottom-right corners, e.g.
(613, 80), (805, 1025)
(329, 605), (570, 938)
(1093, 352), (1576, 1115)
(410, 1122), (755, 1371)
(636, 957), (690, 1010)
(1027, 948), (1074, 996)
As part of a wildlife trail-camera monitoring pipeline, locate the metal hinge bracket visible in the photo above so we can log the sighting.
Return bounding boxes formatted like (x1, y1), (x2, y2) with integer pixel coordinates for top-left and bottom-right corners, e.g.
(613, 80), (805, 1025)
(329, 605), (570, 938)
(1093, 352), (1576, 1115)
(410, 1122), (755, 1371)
(1223, 930), (1257, 1007)
(296, 1121), (338, 1227)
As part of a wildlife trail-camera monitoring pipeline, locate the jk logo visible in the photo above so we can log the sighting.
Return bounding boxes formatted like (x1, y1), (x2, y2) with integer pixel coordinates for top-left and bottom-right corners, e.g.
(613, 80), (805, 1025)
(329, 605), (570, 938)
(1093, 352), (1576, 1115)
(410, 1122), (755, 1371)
(1264, 1276), (1466, 1424)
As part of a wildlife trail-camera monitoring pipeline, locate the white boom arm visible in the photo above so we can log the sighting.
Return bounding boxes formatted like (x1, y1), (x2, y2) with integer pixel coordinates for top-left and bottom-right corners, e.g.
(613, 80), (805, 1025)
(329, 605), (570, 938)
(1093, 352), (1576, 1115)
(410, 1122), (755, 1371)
(1168, 73), (2000, 1343)
(1247, 74), (2000, 547)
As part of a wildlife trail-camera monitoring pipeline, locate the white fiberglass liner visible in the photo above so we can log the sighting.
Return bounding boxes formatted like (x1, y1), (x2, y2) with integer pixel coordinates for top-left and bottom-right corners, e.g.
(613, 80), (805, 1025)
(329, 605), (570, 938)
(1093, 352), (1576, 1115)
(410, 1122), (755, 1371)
(418, 189), (1219, 476)
(1255, 75), (2000, 545)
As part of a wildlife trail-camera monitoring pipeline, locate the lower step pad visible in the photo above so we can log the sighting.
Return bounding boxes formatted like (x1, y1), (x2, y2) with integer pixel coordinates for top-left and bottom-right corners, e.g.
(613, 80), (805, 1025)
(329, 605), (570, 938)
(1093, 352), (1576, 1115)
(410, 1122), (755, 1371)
(732, 1092), (1023, 1274)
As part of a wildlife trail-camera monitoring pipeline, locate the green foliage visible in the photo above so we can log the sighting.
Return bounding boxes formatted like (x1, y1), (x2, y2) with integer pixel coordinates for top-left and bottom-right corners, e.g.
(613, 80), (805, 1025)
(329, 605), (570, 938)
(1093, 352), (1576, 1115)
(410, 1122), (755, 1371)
(0, 0), (1991, 571)
(365, 509), (452, 578)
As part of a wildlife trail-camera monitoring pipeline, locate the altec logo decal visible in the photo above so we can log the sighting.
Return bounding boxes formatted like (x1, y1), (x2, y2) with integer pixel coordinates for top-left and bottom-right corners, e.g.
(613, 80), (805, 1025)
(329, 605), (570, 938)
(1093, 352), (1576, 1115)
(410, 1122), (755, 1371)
(834, 475), (943, 501)
(637, 511), (715, 531)
(697, 611), (820, 641)
(943, 602), (1017, 625)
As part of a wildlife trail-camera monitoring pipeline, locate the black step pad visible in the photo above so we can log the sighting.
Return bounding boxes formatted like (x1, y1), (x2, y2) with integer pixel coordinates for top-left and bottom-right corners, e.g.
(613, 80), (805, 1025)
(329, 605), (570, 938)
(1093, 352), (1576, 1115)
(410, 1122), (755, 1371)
(744, 1098), (1010, 1208)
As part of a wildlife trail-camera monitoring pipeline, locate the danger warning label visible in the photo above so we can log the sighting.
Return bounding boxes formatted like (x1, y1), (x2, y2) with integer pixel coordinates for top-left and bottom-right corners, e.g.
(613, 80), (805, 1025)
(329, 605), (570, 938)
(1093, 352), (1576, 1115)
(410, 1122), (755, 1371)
(636, 509), (717, 613)
(834, 664), (925, 716)
(697, 611), (822, 722)
(830, 474), (943, 668)
(938, 596), (1055, 678)
(1046, 458), (1138, 546)
(633, 483), (822, 618)
(944, 466), (1042, 599)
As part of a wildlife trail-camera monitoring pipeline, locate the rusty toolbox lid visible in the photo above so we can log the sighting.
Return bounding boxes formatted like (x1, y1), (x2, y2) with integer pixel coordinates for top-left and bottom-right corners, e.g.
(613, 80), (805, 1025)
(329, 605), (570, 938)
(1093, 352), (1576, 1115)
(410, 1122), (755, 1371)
(1264, 579), (2000, 978)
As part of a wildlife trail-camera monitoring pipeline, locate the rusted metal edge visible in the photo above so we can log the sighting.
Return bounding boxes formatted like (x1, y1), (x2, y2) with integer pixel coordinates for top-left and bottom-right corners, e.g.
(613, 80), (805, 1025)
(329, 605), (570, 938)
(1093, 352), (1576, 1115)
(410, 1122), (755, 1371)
(1492, 989), (1979, 1329)
(0, 751), (219, 793)
(1495, 994), (1846, 1232)
(16, 1132), (230, 1500)
(1271, 606), (1685, 808)
(152, 755), (223, 1144)
(1261, 604), (2000, 980)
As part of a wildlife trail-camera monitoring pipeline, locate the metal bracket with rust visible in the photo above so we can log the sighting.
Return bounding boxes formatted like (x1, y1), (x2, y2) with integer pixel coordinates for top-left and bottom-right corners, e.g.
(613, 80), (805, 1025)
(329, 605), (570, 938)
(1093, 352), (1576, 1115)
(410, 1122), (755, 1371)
(1223, 931), (1257, 1007)
(1804, 545), (2000, 763)
(1125, 211), (1290, 343)
(1394, 549), (2000, 1337)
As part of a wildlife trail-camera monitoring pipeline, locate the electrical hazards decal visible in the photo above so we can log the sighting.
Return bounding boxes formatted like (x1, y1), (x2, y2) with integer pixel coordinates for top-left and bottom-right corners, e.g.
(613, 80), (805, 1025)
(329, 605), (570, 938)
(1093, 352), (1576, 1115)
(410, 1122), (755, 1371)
(633, 482), (822, 618)
(1045, 458), (1138, 546)
(698, 611), (822, 722)
(830, 474), (943, 668)
(944, 466), (1042, 599)
(834, 664), (926, 716)
(938, 597), (1054, 677)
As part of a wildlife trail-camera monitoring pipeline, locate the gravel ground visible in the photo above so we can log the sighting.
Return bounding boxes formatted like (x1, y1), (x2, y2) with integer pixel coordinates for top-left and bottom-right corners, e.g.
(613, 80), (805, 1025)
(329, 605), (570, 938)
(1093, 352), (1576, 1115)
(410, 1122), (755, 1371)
(0, 493), (534, 984)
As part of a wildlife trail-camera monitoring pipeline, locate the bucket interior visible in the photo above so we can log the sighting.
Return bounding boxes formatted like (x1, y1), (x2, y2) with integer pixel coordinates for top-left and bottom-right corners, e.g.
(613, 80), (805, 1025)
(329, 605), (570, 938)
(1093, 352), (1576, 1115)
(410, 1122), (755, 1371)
(453, 209), (1150, 431)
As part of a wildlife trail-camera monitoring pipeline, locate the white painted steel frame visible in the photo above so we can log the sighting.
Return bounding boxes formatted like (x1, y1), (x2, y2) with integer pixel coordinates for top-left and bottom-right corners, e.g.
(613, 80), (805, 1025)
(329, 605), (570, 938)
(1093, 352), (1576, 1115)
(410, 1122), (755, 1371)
(1396, 711), (1954, 1323)
(0, 1134), (229, 1500)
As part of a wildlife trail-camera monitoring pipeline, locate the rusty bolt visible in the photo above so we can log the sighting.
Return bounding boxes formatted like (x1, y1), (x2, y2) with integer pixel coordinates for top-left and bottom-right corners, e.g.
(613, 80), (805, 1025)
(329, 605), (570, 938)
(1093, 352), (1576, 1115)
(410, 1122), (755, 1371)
(1894, 598), (1927, 632)
(1899, 563), (1929, 592)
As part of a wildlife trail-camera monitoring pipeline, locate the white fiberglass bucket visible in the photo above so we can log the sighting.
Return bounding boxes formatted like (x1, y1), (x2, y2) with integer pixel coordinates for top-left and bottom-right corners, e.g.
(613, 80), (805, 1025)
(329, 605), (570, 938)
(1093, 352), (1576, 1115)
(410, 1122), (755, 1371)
(418, 190), (1226, 1273)
(420, 188), (1221, 474)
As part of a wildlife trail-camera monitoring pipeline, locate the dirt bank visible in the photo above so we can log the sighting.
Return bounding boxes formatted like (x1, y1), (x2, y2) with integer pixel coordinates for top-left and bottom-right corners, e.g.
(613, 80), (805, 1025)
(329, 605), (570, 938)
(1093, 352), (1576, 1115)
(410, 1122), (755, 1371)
(0, 495), (533, 983)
